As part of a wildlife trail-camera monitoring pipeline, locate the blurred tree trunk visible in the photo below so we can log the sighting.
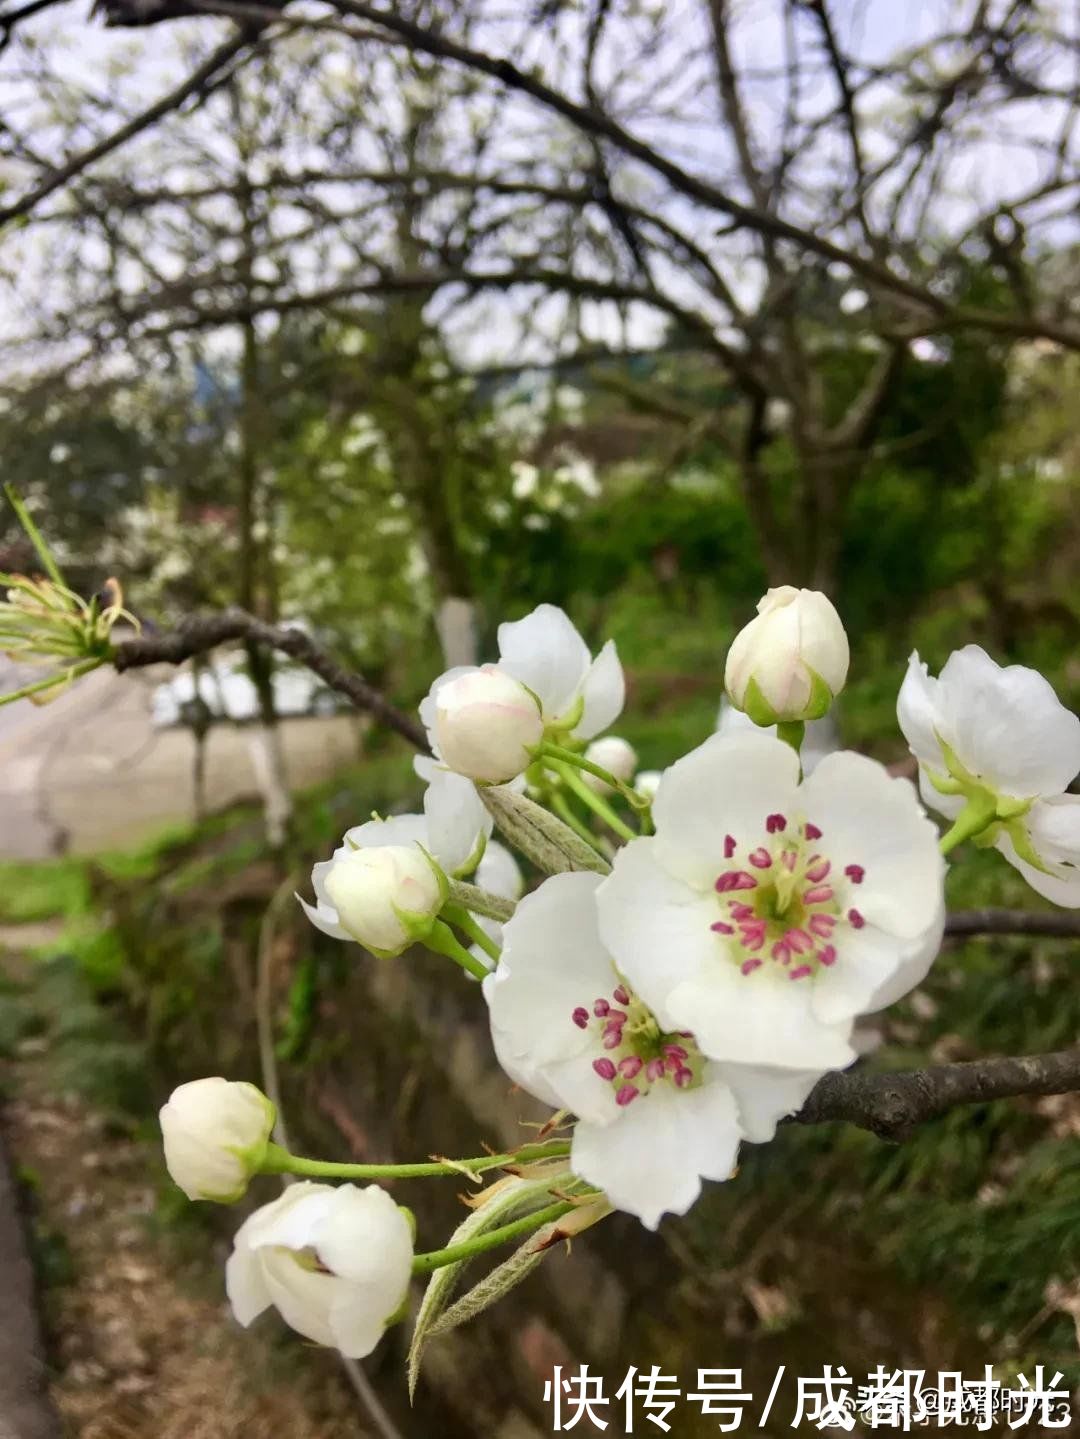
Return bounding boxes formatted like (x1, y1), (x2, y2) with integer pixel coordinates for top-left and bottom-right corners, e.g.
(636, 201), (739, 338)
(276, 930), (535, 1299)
(238, 172), (291, 849)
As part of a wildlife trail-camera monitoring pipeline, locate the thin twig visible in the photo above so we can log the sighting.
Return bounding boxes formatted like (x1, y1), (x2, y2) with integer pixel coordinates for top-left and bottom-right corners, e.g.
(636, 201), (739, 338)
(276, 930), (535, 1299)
(112, 608), (427, 751)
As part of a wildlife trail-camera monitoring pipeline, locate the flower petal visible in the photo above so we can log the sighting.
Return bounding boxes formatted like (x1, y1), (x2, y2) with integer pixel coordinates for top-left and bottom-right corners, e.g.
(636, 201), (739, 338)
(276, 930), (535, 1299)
(939, 646), (1080, 798)
(297, 893), (351, 942)
(997, 797), (1080, 906)
(896, 652), (945, 773)
(810, 912), (942, 1027)
(474, 839), (524, 900)
(718, 1063), (827, 1143)
(345, 814), (429, 851)
(225, 1244), (273, 1328)
(497, 604), (590, 721)
(575, 639), (626, 739)
(800, 751), (944, 939)
(570, 1071), (741, 1229)
(596, 839), (721, 1026)
(651, 731), (802, 888)
(423, 769), (491, 873)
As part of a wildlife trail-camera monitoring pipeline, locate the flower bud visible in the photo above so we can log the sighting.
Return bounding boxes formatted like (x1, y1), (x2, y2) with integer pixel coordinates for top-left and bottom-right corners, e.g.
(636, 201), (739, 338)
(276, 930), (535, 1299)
(160, 1077), (275, 1203)
(725, 586), (848, 724)
(433, 665), (544, 783)
(323, 843), (445, 955)
(633, 769), (662, 801)
(582, 735), (638, 792)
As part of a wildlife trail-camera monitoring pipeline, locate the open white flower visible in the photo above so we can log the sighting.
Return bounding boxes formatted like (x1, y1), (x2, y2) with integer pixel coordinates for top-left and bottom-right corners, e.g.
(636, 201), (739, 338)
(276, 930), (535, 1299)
(497, 603), (624, 740)
(725, 587), (849, 724)
(160, 1077), (275, 1203)
(226, 1182), (413, 1358)
(898, 647), (1080, 905)
(485, 871), (819, 1228)
(420, 664), (544, 783)
(596, 731), (945, 1072)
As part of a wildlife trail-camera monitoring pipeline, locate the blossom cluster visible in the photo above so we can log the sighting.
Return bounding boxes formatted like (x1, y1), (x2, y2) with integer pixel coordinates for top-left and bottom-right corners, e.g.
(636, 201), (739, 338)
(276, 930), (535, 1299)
(159, 586), (1080, 1370)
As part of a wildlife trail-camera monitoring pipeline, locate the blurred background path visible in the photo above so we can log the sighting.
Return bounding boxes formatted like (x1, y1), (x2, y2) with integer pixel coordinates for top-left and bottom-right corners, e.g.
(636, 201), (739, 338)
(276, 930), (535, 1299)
(0, 658), (359, 860)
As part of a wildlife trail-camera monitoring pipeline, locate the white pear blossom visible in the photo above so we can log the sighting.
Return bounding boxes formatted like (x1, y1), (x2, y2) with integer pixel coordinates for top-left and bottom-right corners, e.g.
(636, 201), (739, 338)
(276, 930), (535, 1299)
(596, 731), (945, 1072)
(321, 845), (443, 954)
(420, 664), (544, 783)
(226, 1182), (413, 1358)
(160, 1078), (275, 1203)
(497, 604), (624, 740)
(898, 646), (1080, 904)
(485, 872), (821, 1229)
(725, 587), (849, 724)
(582, 735), (638, 792)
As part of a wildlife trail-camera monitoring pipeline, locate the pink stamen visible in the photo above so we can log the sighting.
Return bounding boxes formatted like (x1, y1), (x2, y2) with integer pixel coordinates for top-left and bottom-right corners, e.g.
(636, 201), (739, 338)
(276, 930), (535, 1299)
(739, 924), (766, 952)
(572, 1007), (589, 1029)
(785, 928), (814, 954)
(848, 908), (865, 929)
(741, 958), (762, 975)
(606, 1009), (628, 1025)
(723, 834), (737, 859)
(818, 945), (837, 966)
(613, 985), (630, 1006)
(711, 920), (734, 935)
(766, 813), (787, 833)
(730, 902), (755, 921)
(664, 1044), (688, 1061)
(772, 940), (792, 965)
(805, 858), (831, 883)
(789, 964), (813, 981)
(645, 1058), (665, 1082)
(593, 998), (610, 1018)
(845, 864), (865, 885)
(602, 1028), (622, 1050)
(715, 870), (757, 893)
(615, 1085), (639, 1107)
(749, 847), (773, 869)
(809, 914), (836, 938)
(593, 1058), (616, 1081)
(803, 885), (834, 906)
(673, 1068), (693, 1089)
(804, 822), (822, 840)
(618, 1056), (642, 1078)
(665, 1052), (682, 1073)
(781, 850), (798, 872)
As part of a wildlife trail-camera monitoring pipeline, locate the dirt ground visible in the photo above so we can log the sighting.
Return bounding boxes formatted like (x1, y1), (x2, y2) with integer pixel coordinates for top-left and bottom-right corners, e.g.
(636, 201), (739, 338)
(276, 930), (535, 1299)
(0, 936), (370, 1439)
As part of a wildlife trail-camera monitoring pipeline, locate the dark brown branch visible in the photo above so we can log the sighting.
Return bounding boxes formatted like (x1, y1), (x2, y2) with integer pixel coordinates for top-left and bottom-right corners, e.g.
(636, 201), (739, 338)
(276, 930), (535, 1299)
(795, 1047), (1080, 1142)
(0, 32), (251, 228)
(945, 909), (1080, 940)
(112, 608), (428, 751)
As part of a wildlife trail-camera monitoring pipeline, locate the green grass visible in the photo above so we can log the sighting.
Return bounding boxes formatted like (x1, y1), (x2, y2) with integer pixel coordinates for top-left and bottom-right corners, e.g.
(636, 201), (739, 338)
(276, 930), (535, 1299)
(0, 857), (91, 923)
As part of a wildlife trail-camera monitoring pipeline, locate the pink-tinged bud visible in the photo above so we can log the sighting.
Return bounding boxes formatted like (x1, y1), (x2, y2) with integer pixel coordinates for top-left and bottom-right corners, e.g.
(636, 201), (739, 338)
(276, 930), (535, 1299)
(724, 586), (849, 724)
(431, 665), (543, 783)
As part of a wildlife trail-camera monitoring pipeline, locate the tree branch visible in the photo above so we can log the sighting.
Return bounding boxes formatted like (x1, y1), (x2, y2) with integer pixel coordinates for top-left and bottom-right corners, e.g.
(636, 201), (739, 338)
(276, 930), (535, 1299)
(945, 909), (1080, 940)
(795, 1047), (1080, 1142)
(112, 608), (428, 751)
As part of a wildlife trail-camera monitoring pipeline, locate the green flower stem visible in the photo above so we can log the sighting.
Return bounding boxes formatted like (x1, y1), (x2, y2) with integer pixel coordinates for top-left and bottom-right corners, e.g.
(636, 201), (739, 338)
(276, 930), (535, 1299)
(551, 761), (636, 843)
(425, 919), (492, 980)
(776, 720), (805, 756)
(446, 879), (515, 923)
(262, 1139), (572, 1183)
(442, 902), (501, 964)
(411, 1200), (578, 1275)
(939, 794), (998, 856)
(4, 483), (66, 585)
(0, 657), (103, 708)
(551, 790), (605, 850)
(537, 740), (646, 809)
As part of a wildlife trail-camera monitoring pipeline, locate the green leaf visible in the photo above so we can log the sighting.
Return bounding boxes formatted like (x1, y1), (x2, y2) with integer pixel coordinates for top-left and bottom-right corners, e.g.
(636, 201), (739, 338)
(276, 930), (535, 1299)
(480, 786), (611, 876)
(427, 1237), (544, 1340)
(407, 1170), (572, 1398)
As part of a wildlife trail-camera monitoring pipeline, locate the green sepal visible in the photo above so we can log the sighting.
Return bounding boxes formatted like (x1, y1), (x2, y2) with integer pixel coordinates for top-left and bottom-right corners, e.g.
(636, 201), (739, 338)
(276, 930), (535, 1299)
(800, 666), (834, 721)
(739, 674), (780, 726)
